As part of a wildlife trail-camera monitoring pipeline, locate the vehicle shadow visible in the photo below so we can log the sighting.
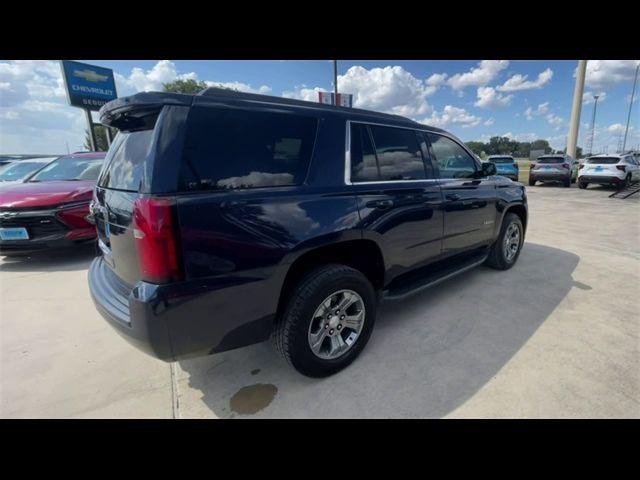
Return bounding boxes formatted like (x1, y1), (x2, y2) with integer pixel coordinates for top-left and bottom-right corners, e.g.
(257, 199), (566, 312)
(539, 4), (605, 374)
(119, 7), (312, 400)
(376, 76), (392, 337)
(0, 244), (96, 273)
(177, 242), (580, 418)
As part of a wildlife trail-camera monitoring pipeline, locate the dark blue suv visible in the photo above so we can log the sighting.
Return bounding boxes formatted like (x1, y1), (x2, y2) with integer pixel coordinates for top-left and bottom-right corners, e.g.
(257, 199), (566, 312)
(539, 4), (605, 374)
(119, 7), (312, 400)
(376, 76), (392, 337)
(88, 88), (528, 377)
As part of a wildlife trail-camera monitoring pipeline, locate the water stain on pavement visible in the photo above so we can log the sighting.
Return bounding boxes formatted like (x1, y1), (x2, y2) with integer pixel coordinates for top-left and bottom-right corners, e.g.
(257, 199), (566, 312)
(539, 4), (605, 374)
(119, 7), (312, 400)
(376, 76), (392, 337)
(230, 383), (277, 415)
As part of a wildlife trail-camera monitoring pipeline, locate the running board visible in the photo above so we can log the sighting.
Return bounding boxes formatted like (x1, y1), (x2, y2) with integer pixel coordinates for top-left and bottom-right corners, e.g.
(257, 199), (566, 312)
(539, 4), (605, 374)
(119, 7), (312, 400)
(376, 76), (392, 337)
(382, 252), (488, 302)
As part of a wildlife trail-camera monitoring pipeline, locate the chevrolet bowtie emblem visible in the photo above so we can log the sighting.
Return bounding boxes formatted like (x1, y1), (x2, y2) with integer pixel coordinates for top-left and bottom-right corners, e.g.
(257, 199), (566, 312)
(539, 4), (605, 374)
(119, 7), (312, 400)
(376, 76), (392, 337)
(73, 69), (108, 82)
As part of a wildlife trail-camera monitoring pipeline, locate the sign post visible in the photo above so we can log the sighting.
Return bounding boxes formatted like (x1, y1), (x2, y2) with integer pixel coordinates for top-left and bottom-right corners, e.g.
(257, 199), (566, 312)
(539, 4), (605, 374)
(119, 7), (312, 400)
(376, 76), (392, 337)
(60, 60), (117, 151)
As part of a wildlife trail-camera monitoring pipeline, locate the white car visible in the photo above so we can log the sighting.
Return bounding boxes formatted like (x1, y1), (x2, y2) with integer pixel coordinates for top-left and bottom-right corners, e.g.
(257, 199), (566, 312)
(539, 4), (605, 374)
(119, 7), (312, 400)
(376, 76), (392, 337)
(578, 153), (640, 189)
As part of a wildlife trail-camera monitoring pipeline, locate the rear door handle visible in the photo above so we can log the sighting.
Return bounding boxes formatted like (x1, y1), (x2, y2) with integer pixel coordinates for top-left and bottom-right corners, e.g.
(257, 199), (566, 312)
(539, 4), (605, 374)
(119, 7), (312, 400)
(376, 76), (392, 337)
(446, 193), (460, 201)
(366, 199), (394, 210)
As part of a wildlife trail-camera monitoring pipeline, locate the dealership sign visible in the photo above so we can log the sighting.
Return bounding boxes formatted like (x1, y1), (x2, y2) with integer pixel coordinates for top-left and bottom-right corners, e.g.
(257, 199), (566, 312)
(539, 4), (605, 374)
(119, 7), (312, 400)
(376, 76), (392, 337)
(61, 60), (117, 111)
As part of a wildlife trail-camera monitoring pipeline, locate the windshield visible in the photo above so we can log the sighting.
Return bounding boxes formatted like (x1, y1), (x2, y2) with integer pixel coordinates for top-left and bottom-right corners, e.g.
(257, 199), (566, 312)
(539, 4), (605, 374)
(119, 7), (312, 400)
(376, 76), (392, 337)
(0, 161), (49, 182)
(586, 157), (619, 164)
(537, 157), (564, 164)
(489, 157), (514, 164)
(30, 156), (104, 182)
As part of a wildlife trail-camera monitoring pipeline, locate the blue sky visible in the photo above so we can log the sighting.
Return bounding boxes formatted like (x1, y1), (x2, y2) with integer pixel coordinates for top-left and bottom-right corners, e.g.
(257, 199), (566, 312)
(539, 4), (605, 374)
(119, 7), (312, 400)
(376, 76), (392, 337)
(1, 60), (639, 154)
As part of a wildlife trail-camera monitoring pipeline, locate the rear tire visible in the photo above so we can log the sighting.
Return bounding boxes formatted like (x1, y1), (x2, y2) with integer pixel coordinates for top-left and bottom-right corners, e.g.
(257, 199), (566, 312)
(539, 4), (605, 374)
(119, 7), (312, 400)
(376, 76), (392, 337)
(273, 264), (376, 378)
(485, 213), (524, 271)
(563, 177), (571, 187)
(578, 181), (588, 189)
(620, 174), (631, 190)
(529, 177), (536, 186)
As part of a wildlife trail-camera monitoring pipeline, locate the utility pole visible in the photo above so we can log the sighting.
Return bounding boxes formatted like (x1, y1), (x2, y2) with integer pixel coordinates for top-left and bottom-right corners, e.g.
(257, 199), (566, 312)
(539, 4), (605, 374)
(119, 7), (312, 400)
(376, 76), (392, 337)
(622, 62), (640, 152)
(587, 95), (600, 156)
(567, 60), (587, 158)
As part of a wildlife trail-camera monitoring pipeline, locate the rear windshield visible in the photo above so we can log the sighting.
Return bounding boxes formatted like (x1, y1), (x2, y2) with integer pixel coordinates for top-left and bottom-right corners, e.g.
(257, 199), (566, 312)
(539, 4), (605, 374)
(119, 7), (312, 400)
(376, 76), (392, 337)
(586, 157), (619, 164)
(179, 107), (318, 191)
(537, 157), (564, 164)
(97, 130), (154, 191)
(30, 156), (104, 182)
(489, 157), (514, 164)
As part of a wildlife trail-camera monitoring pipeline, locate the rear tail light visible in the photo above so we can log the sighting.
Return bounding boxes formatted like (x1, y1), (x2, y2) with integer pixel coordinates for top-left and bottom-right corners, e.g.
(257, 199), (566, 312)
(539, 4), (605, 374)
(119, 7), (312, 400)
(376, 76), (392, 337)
(133, 197), (183, 284)
(579, 164), (585, 169)
(56, 204), (92, 229)
(562, 163), (570, 169)
(616, 165), (626, 172)
(530, 163), (535, 169)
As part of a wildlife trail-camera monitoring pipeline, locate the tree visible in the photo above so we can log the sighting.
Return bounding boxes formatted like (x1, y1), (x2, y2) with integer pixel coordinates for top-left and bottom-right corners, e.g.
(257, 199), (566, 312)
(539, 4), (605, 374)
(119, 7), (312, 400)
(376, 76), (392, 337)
(162, 79), (208, 94)
(531, 139), (552, 154)
(84, 125), (117, 152)
(465, 141), (485, 156)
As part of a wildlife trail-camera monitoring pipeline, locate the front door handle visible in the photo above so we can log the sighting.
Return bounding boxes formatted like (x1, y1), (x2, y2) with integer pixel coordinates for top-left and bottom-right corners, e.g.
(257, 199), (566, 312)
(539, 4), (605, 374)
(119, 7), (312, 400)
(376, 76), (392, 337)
(446, 193), (460, 201)
(366, 199), (394, 210)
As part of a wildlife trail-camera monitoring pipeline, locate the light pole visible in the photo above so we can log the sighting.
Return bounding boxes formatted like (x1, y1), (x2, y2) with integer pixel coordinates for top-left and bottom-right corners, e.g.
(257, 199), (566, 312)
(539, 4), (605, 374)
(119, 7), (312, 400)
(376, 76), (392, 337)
(567, 60), (587, 158)
(333, 60), (338, 98)
(622, 62), (640, 152)
(587, 94), (600, 155)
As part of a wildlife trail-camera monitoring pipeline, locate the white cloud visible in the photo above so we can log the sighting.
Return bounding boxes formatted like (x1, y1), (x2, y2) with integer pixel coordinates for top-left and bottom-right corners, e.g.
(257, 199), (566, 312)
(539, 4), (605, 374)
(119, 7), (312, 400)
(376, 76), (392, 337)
(337, 66), (434, 117)
(546, 113), (565, 130)
(205, 81), (271, 94)
(525, 102), (550, 120)
(497, 68), (553, 92)
(607, 123), (629, 135)
(585, 60), (640, 89)
(425, 73), (448, 95)
(114, 60), (197, 95)
(446, 60), (509, 91)
(285, 66), (437, 118)
(483, 118), (495, 126)
(420, 105), (482, 129)
(545, 134), (567, 151)
(474, 86), (514, 109)
(582, 91), (607, 104)
(282, 86), (327, 102)
(503, 132), (538, 142)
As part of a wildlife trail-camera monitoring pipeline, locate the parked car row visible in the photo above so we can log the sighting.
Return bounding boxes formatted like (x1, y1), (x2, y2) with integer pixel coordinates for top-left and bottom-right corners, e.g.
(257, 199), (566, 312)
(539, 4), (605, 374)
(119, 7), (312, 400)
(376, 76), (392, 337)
(0, 152), (106, 256)
(484, 152), (639, 190)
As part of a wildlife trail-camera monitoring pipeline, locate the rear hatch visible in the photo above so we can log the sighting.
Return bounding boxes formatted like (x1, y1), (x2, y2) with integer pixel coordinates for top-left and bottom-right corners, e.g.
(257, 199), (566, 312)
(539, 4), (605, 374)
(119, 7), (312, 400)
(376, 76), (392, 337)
(490, 157), (517, 173)
(532, 157), (565, 173)
(581, 157), (621, 175)
(93, 93), (191, 286)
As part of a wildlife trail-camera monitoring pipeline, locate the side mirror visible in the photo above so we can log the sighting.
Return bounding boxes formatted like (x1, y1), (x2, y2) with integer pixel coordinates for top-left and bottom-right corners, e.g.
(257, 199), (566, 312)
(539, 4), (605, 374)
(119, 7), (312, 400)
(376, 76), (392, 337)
(481, 162), (496, 176)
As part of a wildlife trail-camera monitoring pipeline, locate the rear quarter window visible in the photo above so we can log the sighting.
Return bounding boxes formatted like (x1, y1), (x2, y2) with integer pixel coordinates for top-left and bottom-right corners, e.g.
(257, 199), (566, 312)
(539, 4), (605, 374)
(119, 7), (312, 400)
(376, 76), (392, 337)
(179, 107), (318, 191)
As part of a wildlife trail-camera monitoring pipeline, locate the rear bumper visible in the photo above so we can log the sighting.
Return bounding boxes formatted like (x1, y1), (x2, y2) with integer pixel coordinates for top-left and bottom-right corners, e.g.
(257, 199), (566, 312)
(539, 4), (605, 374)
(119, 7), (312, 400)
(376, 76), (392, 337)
(0, 236), (94, 255)
(578, 175), (623, 184)
(88, 256), (278, 362)
(531, 171), (569, 181)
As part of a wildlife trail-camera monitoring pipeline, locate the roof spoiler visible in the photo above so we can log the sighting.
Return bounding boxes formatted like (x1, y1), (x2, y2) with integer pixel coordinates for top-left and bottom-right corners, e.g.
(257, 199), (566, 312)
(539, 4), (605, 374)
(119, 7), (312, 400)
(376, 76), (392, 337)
(99, 92), (193, 129)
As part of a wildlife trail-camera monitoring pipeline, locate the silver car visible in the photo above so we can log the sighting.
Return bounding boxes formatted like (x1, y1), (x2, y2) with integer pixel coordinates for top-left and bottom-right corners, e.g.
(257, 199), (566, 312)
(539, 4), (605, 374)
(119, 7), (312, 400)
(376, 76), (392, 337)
(529, 154), (579, 187)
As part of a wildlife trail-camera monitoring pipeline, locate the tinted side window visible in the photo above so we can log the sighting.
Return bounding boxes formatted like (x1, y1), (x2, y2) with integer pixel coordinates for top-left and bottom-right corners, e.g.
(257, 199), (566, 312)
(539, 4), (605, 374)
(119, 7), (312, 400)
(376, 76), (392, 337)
(98, 130), (154, 191)
(428, 134), (477, 179)
(180, 107), (317, 191)
(369, 125), (426, 181)
(350, 123), (379, 182)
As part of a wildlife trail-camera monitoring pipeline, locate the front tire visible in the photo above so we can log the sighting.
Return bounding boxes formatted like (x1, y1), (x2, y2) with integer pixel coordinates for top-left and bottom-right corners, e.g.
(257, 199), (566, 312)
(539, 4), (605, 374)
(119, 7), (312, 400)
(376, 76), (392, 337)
(485, 213), (524, 270)
(273, 264), (376, 378)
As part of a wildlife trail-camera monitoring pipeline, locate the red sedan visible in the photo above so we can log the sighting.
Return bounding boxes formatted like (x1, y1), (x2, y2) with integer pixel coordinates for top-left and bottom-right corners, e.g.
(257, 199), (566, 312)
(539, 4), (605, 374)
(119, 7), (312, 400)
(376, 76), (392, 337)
(0, 152), (106, 256)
